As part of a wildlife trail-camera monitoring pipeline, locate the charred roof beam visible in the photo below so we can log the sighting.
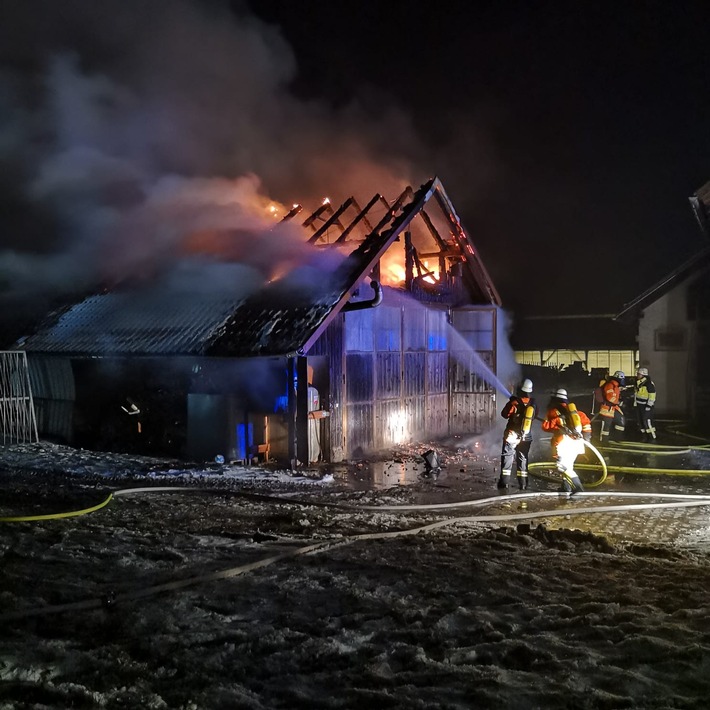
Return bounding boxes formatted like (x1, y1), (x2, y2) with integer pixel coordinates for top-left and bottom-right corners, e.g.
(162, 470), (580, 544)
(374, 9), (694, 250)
(335, 193), (388, 244)
(431, 179), (502, 306)
(298, 179), (438, 355)
(307, 197), (354, 244)
(280, 204), (303, 223)
(302, 202), (334, 231)
(418, 207), (449, 251)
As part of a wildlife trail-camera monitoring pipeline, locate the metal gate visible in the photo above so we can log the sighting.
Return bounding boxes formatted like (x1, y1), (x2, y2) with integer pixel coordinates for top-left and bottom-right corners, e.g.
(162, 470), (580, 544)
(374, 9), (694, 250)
(0, 351), (39, 444)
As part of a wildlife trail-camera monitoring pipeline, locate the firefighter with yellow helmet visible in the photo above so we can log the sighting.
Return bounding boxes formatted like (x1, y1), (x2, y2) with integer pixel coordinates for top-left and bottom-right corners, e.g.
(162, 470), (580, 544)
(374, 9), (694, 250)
(497, 378), (537, 490)
(542, 388), (590, 494)
(634, 366), (657, 441)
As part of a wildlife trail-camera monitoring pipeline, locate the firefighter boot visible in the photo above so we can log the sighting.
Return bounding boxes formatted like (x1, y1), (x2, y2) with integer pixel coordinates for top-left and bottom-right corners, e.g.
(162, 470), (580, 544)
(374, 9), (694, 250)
(518, 475), (528, 490)
(497, 471), (511, 489)
(569, 473), (585, 495)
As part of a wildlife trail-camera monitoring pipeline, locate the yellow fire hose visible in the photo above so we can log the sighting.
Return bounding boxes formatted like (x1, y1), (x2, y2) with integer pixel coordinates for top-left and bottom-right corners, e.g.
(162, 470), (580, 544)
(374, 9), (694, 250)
(529, 438), (609, 488)
(0, 492), (114, 523)
(0, 431), (708, 523)
(599, 444), (692, 455)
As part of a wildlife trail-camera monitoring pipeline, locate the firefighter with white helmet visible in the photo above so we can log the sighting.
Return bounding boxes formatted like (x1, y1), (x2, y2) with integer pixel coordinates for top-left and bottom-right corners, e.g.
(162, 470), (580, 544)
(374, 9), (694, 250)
(634, 366), (657, 442)
(597, 370), (626, 443)
(497, 378), (536, 490)
(542, 388), (591, 494)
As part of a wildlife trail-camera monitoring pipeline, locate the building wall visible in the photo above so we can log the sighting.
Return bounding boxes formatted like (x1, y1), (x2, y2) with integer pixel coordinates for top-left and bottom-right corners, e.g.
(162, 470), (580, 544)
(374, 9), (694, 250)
(638, 283), (693, 417)
(339, 302), (496, 458)
(308, 320), (344, 461)
(450, 308), (497, 434)
(27, 356), (75, 444)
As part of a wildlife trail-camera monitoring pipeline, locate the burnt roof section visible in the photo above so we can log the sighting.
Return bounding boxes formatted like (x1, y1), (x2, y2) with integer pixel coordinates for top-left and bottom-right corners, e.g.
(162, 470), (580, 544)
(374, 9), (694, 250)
(20, 176), (500, 358)
(510, 314), (638, 351)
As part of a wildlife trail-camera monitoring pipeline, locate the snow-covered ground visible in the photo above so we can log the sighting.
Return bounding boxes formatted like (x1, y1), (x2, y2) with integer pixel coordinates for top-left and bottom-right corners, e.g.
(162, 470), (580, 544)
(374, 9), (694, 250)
(3, 440), (710, 709)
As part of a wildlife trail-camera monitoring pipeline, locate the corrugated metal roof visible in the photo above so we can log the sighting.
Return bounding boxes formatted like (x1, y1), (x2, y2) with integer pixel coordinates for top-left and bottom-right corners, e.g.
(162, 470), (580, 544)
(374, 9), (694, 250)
(20, 177), (501, 358)
(20, 291), (244, 356)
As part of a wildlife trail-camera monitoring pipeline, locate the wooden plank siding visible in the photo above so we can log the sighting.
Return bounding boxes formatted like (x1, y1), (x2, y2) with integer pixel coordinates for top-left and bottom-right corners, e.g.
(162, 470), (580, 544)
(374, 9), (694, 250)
(338, 303), (497, 457)
(308, 316), (345, 461)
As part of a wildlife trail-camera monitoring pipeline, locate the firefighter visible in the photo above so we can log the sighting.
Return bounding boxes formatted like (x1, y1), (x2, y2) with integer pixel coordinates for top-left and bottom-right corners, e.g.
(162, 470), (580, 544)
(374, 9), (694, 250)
(597, 370), (626, 443)
(497, 379), (536, 490)
(591, 369), (609, 416)
(634, 366), (657, 442)
(542, 388), (588, 494)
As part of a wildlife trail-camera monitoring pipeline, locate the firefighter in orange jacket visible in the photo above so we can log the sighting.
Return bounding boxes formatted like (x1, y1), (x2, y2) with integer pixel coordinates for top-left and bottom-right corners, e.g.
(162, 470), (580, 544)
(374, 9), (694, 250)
(597, 370), (626, 443)
(498, 379), (536, 490)
(542, 388), (589, 494)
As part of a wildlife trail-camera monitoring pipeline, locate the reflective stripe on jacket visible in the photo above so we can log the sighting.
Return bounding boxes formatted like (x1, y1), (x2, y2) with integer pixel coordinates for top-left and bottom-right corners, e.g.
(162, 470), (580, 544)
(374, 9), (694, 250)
(635, 376), (657, 407)
(602, 379), (621, 406)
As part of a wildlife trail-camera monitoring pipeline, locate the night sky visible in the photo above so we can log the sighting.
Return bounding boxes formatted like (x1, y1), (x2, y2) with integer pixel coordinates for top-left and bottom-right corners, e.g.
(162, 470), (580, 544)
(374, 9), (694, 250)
(1, 0), (709, 321)
(249, 0), (710, 316)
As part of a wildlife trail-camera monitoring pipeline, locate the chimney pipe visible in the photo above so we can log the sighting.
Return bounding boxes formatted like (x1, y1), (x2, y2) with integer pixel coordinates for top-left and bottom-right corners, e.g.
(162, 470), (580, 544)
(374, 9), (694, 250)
(342, 280), (383, 312)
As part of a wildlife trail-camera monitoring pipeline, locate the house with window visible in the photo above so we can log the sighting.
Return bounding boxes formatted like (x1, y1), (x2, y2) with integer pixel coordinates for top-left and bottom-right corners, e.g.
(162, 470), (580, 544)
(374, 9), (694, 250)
(614, 180), (710, 422)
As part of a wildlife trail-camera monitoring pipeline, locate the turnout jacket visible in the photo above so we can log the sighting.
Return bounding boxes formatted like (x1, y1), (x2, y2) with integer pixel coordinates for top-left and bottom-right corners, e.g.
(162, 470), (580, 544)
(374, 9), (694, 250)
(501, 395), (536, 441)
(601, 378), (622, 407)
(634, 375), (657, 408)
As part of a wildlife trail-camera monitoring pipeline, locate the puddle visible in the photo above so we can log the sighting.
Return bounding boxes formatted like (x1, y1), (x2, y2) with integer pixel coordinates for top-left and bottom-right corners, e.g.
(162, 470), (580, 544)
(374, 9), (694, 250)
(326, 459), (434, 490)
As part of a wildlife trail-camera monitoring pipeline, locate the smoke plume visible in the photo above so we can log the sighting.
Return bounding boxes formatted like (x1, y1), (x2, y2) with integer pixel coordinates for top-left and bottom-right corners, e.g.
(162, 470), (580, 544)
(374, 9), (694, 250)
(0, 0), (427, 320)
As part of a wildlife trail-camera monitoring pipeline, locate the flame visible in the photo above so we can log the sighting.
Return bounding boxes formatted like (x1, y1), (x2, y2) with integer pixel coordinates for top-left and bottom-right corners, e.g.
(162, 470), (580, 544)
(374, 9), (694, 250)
(421, 260), (439, 284)
(378, 241), (406, 287)
(322, 197), (330, 205)
(381, 262), (406, 285)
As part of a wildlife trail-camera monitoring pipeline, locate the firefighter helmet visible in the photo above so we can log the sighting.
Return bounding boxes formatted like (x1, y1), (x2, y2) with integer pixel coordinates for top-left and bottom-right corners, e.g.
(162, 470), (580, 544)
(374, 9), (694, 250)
(554, 388), (568, 400)
(637, 367), (649, 377)
(613, 370), (625, 384)
(521, 378), (533, 393)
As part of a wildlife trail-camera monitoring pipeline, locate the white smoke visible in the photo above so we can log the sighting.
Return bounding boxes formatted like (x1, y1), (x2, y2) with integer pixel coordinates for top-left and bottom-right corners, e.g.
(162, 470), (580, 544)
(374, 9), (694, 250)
(0, 0), (427, 314)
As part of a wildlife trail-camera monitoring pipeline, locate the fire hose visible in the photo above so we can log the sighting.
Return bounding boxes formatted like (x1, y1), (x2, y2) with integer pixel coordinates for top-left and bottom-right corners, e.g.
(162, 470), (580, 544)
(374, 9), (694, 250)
(531, 437), (710, 486)
(528, 437), (608, 488)
(1, 432), (708, 524)
(3, 488), (710, 623)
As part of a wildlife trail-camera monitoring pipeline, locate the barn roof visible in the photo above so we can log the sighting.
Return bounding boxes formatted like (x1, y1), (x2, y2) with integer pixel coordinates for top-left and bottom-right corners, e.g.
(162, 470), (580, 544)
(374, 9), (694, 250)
(18, 177), (500, 358)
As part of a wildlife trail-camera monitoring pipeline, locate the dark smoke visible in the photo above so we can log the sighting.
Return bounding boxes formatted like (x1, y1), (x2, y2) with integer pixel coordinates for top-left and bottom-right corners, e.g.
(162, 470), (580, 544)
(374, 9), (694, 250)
(0, 0), (429, 330)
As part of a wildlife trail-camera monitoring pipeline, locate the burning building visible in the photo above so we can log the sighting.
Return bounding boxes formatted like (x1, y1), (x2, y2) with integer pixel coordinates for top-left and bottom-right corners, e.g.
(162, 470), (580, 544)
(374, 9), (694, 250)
(18, 176), (503, 466)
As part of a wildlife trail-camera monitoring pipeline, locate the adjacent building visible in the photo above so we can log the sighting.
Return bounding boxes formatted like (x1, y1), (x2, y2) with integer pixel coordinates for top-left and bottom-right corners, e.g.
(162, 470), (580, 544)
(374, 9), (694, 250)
(613, 180), (710, 423)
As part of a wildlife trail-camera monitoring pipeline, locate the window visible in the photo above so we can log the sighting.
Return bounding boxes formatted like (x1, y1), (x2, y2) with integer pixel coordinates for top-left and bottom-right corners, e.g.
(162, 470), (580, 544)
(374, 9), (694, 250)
(654, 329), (686, 351)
